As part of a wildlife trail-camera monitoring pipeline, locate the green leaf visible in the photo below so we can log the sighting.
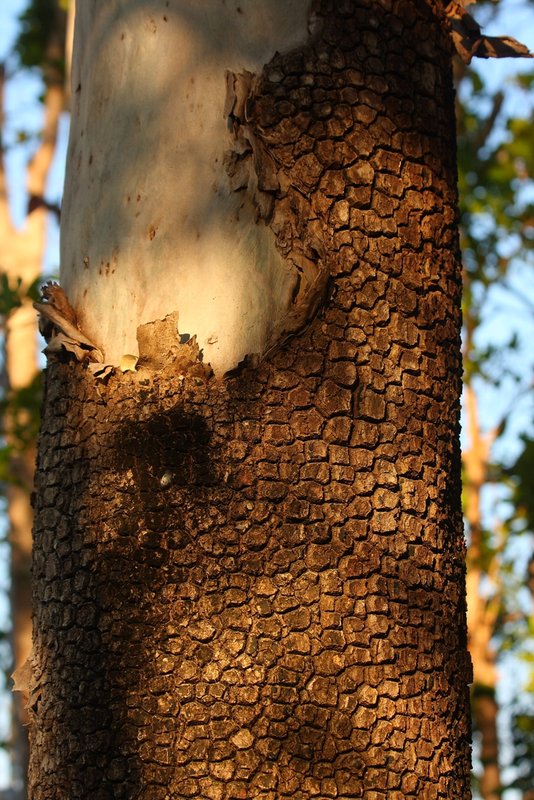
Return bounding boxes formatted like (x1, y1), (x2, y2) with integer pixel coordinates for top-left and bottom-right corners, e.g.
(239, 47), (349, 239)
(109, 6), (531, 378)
(0, 274), (22, 316)
(15, 0), (67, 81)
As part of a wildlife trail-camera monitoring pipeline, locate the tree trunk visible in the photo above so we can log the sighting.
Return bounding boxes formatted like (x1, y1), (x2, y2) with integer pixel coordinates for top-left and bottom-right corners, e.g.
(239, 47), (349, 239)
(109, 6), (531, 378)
(29, 2), (472, 798)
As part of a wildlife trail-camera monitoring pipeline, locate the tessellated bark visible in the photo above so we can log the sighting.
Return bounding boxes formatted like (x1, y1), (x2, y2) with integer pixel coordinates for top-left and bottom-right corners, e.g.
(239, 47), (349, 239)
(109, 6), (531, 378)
(30, 1), (471, 797)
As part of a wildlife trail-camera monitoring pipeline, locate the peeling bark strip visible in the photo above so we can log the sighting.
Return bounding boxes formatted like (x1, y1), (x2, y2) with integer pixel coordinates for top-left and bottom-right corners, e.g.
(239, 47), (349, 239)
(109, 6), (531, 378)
(225, 68), (331, 357)
(34, 282), (104, 363)
(444, 0), (533, 64)
(31, 2), (471, 799)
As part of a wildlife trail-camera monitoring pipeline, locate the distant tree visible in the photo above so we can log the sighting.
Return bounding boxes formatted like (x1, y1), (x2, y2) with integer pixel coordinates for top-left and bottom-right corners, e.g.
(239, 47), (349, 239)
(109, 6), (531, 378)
(0, 0), (67, 794)
(454, 3), (534, 796)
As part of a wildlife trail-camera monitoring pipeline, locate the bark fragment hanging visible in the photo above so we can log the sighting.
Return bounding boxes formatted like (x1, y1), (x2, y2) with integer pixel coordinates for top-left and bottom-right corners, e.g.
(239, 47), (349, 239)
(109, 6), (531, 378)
(224, 69), (280, 223)
(33, 281), (103, 363)
(11, 650), (42, 720)
(224, 69), (330, 359)
(444, 1), (533, 63)
(136, 312), (212, 378)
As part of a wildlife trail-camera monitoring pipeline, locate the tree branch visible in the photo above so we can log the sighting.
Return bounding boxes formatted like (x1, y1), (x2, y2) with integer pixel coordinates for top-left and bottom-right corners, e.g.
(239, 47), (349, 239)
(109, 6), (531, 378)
(26, 83), (64, 214)
(474, 90), (504, 152)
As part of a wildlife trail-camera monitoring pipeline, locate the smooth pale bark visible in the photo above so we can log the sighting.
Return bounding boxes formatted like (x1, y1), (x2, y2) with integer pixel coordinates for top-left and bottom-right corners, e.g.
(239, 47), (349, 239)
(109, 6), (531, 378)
(61, 0), (317, 374)
(31, 1), (472, 798)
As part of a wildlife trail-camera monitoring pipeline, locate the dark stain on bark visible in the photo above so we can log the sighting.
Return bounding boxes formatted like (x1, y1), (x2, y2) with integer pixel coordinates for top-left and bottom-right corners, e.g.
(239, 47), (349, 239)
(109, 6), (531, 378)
(112, 405), (216, 490)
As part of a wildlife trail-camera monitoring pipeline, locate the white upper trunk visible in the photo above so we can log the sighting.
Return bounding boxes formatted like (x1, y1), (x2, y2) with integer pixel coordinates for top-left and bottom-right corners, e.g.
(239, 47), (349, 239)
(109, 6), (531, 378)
(61, 0), (313, 374)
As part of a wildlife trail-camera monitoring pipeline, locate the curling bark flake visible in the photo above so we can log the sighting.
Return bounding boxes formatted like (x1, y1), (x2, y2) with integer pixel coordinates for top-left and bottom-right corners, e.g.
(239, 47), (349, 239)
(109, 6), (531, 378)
(61, 1), (319, 375)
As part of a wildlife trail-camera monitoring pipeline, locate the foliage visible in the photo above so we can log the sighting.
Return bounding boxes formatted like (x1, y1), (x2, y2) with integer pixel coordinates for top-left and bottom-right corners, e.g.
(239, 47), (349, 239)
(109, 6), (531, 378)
(0, 275), (46, 488)
(0, 383), (43, 487)
(15, 0), (67, 81)
(455, 4), (534, 795)
(509, 708), (534, 793)
(0, 273), (43, 318)
(458, 67), (534, 307)
(0, 275), (22, 318)
(506, 435), (534, 533)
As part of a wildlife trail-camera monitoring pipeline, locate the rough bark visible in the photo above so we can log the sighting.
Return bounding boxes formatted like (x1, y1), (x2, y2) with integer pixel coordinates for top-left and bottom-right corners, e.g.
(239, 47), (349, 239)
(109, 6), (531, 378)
(30, 1), (471, 798)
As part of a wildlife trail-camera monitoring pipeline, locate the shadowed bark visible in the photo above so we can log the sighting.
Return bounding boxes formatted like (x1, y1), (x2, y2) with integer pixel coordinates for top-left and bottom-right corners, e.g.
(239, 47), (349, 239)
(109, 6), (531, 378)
(29, 1), (472, 798)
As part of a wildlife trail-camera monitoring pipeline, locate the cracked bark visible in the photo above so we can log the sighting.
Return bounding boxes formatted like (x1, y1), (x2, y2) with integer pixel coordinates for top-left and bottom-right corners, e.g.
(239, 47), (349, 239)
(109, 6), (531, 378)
(30, 1), (471, 798)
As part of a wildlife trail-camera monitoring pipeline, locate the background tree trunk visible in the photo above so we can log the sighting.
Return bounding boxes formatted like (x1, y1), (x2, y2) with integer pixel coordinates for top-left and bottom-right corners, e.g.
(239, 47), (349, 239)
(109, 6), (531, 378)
(463, 381), (502, 800)
(29, 2), (472, 798)
(0, 50), (64, 794)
